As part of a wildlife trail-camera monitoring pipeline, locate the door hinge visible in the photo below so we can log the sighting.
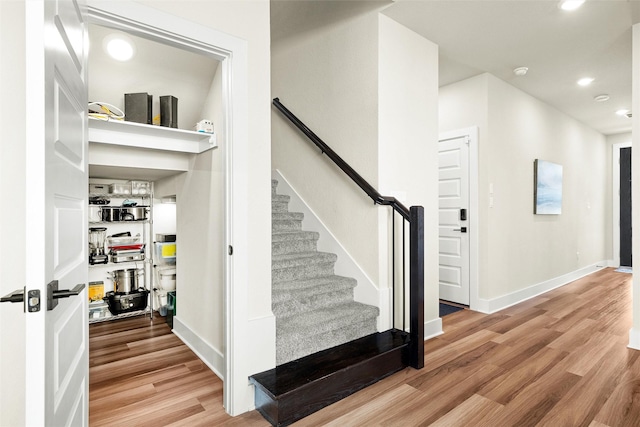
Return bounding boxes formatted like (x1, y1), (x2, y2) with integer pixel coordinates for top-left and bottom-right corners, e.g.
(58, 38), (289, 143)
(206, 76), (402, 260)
(228, 245), (233, 255)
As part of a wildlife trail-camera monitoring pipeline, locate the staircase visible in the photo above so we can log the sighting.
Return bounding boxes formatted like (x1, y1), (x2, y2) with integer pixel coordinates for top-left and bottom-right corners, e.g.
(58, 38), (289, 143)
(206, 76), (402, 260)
(248, 180), (410, 426)
(271, 179), (379, 364)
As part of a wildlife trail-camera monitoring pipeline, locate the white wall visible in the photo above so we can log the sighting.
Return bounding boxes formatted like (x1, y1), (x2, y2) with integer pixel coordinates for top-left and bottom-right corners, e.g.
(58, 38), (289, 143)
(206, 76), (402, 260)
(440, 73), (609, 307)
(0, 1), (26, 425)
(272, 1), (384, 283)
(378, 15), (440, 330)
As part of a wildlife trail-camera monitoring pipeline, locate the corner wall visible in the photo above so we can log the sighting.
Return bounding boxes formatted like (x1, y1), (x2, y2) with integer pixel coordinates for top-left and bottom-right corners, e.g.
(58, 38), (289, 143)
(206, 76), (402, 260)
(440, 73), (609, 310)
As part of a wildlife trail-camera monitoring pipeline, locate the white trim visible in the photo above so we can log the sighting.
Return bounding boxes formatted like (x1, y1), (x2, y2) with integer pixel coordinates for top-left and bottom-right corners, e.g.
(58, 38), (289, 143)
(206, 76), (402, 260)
(87, 1), (253, 415)
(424, 317), (443, 340)
(476, 261), (608, 314)
(628, 327), (640, 350)
(272, 170), (387, 329)
(438, 127), (479, 310)
(172, 317), (225, 380)
(612, 141), (632, 268)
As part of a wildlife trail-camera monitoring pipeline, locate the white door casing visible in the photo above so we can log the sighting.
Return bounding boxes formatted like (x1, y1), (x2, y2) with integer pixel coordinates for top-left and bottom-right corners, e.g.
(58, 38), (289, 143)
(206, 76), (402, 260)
(86, 1), (255, 414)
(25, 0), (89, 425)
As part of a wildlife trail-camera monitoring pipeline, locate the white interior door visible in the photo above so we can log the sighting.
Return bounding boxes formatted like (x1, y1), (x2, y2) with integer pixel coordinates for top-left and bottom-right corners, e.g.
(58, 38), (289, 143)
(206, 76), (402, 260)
(25, 0), (89, 425)
(438, 134), (470, 305)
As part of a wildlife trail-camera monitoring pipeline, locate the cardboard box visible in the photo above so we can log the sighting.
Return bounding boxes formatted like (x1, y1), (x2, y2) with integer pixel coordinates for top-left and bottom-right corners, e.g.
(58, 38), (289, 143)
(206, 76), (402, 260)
(88, 281), (104, 302)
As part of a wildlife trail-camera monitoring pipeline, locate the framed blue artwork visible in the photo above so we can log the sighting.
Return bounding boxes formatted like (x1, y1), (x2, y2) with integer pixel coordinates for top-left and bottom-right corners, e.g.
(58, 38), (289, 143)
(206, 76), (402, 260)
(534, 159), (562, 215)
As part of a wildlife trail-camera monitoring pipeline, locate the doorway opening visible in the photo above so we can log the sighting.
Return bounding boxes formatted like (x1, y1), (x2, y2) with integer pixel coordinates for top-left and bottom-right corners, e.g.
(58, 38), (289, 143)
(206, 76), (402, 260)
(613, 142), (632, 268)
(86, 3), (246, 413)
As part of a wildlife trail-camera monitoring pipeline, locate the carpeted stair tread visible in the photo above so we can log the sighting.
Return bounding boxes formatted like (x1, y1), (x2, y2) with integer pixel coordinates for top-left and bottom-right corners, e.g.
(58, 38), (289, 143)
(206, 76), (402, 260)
(271, 230), (319, 242)
(273, 212), (304, 222)
(272, 194), (290, 203)
(272, 251), (337, 270)
(273, 275), (356, 291)
(277, 302), (379, 334)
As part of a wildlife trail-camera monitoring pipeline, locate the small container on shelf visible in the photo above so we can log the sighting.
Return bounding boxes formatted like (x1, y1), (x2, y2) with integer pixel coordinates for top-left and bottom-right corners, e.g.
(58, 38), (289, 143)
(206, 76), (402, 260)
(155, 242), (176, 265)
(89, 301), (110, 320)
(109, 183), (131, 195)
(88, 281), (105, 302)
(129, 180), (151, 195)
(89, 184), (109, 194)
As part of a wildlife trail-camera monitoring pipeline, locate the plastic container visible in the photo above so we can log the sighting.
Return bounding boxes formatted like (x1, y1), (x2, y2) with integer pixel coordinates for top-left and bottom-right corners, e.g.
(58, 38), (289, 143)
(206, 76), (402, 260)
(109, 183), (131, 195)
(129, 180), (151, 195)
(155, 242), (176, 264)
(89, 301), (110, 320)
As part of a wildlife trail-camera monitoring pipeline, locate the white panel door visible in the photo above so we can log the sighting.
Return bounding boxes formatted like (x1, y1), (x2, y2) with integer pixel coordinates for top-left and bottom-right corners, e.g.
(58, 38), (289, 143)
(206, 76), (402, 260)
(438, 135), (470, 305)
(25, 0), (89, 425)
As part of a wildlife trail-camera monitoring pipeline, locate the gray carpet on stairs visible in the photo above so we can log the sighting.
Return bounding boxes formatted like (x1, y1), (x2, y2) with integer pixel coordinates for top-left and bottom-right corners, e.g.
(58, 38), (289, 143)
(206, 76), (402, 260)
(272, 179), (379, 365)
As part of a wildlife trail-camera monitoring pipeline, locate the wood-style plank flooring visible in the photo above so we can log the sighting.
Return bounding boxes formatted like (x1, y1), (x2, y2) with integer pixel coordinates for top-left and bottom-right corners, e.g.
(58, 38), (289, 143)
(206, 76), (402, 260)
(90, 267), (638, 426)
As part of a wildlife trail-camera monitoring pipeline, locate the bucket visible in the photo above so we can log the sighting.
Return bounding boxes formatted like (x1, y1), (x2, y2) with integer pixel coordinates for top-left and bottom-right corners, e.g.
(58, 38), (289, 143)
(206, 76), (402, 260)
(157, 267), (176, 291)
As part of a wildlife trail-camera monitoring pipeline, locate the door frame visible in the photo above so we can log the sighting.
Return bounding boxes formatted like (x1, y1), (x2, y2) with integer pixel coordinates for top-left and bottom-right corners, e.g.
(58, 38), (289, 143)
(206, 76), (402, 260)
(438, 127), (479, 310)
(613, 141), (632, 267)
(86, 2), (250, 414)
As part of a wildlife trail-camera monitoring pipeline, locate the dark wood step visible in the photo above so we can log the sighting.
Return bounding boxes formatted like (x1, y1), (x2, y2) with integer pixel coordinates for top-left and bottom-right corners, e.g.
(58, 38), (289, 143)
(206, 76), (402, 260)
(249, 329), (410, 427)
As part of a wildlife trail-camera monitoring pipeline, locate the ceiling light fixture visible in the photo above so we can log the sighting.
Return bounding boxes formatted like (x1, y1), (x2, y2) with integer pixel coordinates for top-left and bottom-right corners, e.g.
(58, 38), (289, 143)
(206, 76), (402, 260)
(559, 0), (585, 11)
(616, 109), (630, 117)
(593, 94), (610, 102)
(103, 33), (136, 62)
(577, 77), (594, 87)
(513, 67), (528, 76)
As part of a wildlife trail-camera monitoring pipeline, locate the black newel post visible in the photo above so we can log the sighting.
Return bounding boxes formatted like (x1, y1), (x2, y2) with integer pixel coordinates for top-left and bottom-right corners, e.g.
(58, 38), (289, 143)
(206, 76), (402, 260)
(409, 206), (424, 369)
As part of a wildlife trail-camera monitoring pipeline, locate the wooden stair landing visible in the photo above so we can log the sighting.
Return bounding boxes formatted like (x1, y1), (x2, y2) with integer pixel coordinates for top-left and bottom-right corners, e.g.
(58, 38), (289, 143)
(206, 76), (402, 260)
(249, 329), (410, 427)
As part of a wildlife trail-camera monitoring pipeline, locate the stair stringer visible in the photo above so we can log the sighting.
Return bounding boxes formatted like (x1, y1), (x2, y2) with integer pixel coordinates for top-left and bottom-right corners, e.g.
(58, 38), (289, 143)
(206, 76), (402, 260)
(272, 169), (390, 331)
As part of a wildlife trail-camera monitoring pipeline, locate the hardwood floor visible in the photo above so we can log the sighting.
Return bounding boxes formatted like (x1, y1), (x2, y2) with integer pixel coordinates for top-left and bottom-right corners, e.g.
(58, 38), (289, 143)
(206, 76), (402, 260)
(90, 267), (638, 426)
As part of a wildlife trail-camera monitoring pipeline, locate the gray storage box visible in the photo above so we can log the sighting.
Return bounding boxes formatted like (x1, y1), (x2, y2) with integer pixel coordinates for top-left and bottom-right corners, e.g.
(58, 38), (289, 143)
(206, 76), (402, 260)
(125, 92), (152, 124)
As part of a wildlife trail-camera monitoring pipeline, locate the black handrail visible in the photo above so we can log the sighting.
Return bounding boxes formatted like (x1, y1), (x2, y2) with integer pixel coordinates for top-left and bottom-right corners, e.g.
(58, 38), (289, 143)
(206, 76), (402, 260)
(273, 97), (424, 370)
(273, 98), (411, 221)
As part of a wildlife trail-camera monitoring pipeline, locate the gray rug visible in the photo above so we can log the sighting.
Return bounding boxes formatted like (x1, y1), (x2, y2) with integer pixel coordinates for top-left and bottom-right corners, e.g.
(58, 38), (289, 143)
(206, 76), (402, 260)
(616, 266), (632, 273)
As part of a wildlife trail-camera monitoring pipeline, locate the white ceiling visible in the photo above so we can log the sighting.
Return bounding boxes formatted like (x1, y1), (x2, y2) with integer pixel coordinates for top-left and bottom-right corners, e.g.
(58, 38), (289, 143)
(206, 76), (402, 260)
(383, 0), (639, 136)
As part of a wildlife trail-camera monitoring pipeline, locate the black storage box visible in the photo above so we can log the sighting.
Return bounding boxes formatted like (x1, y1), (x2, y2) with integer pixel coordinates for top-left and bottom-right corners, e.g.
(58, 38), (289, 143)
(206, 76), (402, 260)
(160, 95), (178, 128)
(104, 289), (149, 315)
(125, 92), (152, 124)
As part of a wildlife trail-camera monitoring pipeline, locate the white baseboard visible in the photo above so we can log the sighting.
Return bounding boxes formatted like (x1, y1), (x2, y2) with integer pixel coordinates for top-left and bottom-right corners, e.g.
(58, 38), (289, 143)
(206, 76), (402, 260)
(272, 170), (383, 327)
(477, 261), (608, 314)
(172, 316), (225, 380)
(424, 316), (443, 340)
(629, 328), (640, 350)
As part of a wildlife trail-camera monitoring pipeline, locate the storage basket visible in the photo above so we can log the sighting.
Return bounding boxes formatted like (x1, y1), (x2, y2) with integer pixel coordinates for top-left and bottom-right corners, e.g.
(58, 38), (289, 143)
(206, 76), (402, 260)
(109, 183), (131, 195)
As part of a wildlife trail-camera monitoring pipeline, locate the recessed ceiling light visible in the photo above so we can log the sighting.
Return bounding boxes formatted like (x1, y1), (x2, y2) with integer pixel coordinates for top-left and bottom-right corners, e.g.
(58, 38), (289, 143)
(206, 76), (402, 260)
(616, 109), (630, 116)
(103, 33), (136, 61)
(593, 94), (610, 102)
(513, 67), (529, 76)
(559, 0), (585, 11)
(577, 77), (594, 87)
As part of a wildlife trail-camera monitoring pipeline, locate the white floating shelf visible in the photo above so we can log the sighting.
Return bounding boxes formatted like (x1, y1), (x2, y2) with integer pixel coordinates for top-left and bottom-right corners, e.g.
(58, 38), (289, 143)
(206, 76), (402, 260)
(89, 118), (217, 154)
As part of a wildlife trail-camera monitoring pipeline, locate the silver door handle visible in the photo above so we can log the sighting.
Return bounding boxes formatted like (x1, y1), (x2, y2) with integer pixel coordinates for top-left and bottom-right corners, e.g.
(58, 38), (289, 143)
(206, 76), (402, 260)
(453, 227), (468, 233)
